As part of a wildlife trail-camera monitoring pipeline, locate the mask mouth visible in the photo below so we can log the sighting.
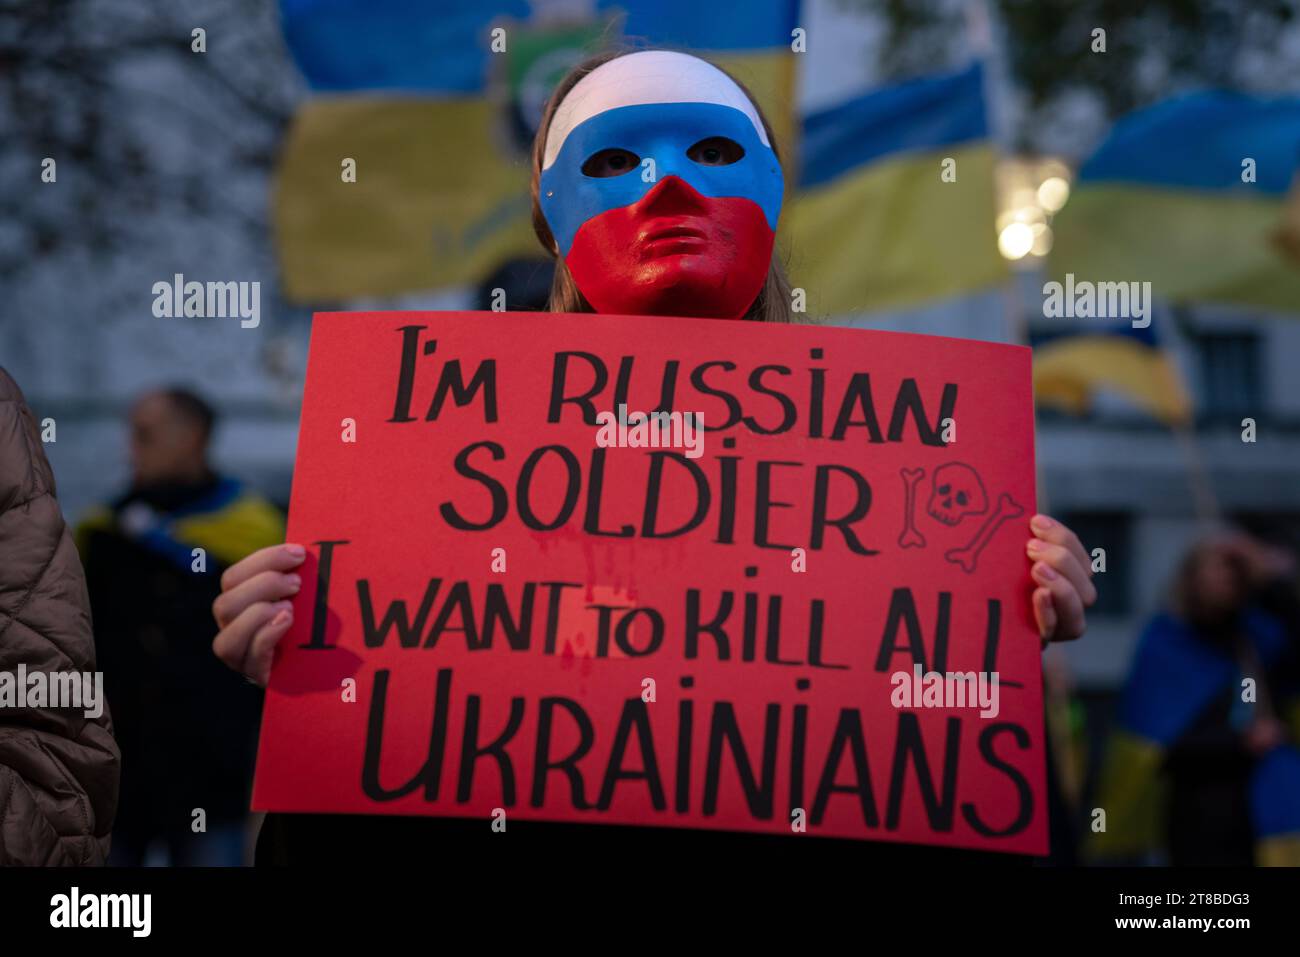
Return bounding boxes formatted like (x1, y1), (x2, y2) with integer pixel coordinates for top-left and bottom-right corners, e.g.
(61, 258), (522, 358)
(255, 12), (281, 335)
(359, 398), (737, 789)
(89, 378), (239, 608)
(639, 222), (708, 252)
(635, 219), (711, 261)
(641, 223), (707, 243)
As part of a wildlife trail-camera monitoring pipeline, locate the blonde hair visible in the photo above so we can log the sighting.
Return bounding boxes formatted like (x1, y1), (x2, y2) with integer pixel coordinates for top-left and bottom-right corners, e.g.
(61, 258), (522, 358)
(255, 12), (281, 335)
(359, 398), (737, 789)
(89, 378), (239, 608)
(529, 48), (793, 324)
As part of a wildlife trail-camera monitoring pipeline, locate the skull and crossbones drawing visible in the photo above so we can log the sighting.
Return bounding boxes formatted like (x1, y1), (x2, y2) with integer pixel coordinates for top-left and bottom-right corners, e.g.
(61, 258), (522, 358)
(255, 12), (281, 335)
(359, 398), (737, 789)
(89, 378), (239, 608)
(926, 463), (988, 526)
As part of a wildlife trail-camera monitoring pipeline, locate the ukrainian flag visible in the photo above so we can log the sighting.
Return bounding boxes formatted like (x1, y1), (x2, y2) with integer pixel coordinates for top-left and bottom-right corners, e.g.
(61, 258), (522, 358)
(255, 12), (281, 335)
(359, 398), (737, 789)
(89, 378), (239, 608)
(1031, 314), (1191, 425)
(1050, 89), (1300, 314)
(783, 63), (1007, 316)
(273, 0), (800, 303)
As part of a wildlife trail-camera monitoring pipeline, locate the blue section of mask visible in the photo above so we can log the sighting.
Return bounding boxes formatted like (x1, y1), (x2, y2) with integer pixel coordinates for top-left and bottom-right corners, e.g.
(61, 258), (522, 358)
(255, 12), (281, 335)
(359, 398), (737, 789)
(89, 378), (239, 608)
(540, 101), (784, 255)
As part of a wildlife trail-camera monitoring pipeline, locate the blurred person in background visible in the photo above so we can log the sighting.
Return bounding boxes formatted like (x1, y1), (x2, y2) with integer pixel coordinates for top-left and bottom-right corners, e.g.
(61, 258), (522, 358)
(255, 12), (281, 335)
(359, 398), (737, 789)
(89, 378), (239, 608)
(1091, 533), (1300, 866)
(76, 388), (284, 865)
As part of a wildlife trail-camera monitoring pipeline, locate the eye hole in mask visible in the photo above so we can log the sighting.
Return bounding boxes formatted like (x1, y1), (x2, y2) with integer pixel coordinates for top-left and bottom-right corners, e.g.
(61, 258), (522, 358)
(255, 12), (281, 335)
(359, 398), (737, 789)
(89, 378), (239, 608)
(686, 136), (744, 166)
(581, 148), (641, 178)
(580, 134), (747, 179)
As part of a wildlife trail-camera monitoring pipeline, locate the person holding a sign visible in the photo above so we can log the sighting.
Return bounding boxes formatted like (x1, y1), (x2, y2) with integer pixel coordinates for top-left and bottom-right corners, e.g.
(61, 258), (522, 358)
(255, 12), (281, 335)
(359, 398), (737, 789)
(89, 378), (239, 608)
(210, 49), (1095, 861)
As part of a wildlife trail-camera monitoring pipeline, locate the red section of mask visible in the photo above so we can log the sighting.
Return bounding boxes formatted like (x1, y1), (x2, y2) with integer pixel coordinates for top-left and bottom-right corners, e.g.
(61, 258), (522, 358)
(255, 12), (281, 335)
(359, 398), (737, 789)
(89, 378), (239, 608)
(565, 175), (775, 321)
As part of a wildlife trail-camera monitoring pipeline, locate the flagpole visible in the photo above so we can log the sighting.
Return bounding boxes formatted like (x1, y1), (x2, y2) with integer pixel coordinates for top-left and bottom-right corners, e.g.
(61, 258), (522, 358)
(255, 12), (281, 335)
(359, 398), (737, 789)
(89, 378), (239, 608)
(1168, 303), (1221, 527)
(1171, 416), (1221, 526)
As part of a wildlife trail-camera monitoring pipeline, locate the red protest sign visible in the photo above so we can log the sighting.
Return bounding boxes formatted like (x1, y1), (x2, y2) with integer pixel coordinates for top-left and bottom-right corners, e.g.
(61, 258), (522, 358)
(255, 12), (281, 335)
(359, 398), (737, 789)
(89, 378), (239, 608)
(253, 311), (1046, 855)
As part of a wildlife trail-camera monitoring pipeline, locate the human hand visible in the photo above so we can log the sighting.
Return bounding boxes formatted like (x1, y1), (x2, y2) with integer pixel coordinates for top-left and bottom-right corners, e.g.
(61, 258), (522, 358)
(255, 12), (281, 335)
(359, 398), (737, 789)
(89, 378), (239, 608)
(1025, 514), (1096, 645)
(211, 543), (306, 687)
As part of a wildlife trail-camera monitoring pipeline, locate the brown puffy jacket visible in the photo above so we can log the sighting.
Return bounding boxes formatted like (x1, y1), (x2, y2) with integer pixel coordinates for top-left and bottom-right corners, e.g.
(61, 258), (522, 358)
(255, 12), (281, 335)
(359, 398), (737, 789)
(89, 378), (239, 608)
(0, 368), (119, 864)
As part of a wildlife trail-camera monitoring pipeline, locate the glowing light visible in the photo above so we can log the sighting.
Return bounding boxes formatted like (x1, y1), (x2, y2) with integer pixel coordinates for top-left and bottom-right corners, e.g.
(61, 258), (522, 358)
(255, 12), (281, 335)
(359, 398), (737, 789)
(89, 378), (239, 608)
(1037, 176), (1070, 212)
(1016, 204), (1045, 225)
(1031, 222), (1053, 256)
(998, 222), (1035, 260)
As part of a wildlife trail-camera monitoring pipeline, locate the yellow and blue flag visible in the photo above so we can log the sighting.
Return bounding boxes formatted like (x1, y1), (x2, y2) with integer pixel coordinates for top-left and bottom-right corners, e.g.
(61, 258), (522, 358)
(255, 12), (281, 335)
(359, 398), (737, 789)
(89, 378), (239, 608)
(1031, 314), (1192, 425)
(1050, 89), (1300, 314)
(273, 0), (800, 303)
(784, 63), (1007, 316)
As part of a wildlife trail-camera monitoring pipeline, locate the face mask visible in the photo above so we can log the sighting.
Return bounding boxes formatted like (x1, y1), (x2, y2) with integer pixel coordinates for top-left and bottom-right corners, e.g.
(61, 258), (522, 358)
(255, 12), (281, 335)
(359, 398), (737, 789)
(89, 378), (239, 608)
(540, 51), (784, 320)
